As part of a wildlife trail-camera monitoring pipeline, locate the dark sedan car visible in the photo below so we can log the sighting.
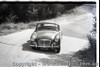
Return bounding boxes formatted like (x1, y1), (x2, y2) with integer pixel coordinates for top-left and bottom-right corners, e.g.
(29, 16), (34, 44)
(30, 22), (61, 53)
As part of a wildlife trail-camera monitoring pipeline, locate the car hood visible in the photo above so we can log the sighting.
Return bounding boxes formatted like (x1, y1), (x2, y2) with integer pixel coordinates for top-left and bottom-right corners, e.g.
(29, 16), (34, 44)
(36, 30), (59, 39)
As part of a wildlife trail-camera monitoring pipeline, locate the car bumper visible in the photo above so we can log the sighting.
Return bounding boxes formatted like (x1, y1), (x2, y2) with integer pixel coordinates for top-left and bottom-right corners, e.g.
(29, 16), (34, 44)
(29, 41), (60, 49)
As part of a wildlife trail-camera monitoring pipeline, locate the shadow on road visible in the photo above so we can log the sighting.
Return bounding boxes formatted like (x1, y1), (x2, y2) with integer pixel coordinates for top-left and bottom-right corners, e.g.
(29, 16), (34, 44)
(22, 40), (57, 55)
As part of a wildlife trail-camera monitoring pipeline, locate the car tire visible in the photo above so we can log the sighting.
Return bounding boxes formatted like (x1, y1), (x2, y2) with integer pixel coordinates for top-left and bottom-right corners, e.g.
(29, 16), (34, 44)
(54, 47), (60, 53)
(54, 39), (60, 53)
(32, 47), (36, 49)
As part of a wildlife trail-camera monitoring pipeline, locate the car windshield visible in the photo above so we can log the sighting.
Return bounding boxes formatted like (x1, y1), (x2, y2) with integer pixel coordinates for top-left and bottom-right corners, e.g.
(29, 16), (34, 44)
(36, 23), (59, 31)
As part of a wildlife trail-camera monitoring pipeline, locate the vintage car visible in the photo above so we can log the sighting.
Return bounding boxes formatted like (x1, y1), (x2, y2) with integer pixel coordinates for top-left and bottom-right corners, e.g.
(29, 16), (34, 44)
(30, 22), (61, 53)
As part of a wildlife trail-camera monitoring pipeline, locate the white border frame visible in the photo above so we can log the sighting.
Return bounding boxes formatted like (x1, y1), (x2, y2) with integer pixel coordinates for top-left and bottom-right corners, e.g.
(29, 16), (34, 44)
(0, 0), (99, 67)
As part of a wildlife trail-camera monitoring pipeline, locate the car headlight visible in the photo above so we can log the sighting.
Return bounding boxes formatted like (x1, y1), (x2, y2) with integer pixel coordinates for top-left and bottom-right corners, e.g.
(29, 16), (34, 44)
(54, 34), (60, 42)
(30, 32), (37, 41)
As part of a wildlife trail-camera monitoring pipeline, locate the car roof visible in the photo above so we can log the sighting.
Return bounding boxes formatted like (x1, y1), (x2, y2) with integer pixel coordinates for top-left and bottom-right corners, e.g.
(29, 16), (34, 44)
(37, 22), (59, 25)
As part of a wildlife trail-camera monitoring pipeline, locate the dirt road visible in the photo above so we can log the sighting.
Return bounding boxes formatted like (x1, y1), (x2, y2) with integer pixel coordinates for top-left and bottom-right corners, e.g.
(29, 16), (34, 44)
(0, 5), (95, 67)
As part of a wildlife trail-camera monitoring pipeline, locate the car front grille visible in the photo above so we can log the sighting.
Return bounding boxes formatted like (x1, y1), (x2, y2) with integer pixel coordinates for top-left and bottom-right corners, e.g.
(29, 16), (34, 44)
(38, 39), (51, 46)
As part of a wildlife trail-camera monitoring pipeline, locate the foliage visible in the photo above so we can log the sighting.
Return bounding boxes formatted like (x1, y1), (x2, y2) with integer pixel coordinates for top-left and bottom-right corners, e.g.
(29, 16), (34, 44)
(0, 22), (36, 36)
(0, 4), (81, 23)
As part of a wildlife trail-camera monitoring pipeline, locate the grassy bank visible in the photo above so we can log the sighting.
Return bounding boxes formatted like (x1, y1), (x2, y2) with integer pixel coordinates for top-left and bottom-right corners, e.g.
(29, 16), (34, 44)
(0, 22), (36, 36)
(73, 35), (96, 67)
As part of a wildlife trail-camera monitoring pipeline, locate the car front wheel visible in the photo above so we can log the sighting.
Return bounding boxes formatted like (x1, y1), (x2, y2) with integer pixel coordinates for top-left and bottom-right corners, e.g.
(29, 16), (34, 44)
(32, 47), (36, 49)
(54, 39), (60, 53)
(54, 47), (60, 53)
